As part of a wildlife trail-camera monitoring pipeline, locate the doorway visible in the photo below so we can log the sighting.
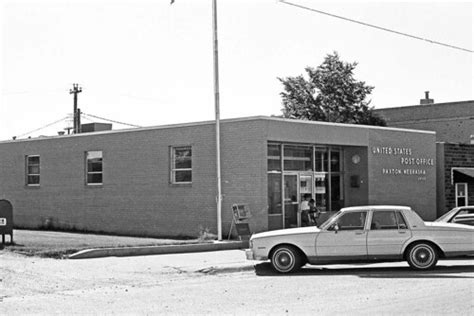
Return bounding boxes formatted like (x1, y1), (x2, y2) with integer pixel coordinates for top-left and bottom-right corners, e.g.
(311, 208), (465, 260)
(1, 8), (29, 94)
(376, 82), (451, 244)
(282, 173), (329, 228)
(267, 143), (344, 230)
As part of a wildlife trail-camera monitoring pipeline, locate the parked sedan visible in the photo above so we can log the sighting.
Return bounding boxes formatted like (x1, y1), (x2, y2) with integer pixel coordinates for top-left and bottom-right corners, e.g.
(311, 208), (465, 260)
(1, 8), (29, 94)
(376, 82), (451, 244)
(246, 205), (474, 273)
(435, 206), (474, 226)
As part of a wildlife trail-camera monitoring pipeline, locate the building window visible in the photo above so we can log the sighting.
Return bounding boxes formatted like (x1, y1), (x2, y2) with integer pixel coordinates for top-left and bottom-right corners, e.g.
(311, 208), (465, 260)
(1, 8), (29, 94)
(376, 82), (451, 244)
(455, 183), (468, 207)
(86, 151), (103, 185)
(171, 146), (192, 184)
(267, 143), (281, 172)
(26, 155), (40, 186)
(284, 145), (312, 171)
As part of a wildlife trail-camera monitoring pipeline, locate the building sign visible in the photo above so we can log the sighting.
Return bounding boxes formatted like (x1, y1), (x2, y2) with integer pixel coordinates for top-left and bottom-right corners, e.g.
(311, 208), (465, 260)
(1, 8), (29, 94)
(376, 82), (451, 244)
(371, 146), (434, 181)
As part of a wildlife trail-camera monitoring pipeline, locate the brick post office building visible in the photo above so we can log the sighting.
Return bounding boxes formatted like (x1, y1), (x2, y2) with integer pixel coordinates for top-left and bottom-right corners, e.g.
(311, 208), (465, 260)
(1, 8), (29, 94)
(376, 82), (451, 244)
(0, 116), (437, 237)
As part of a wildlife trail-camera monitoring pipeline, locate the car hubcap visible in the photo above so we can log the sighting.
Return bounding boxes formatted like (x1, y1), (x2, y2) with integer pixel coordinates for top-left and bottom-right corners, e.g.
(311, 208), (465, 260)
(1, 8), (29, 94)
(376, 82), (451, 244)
(275, 250), (294, 271)
(412, 245), (434, 267)
(278, 253), (290, 266)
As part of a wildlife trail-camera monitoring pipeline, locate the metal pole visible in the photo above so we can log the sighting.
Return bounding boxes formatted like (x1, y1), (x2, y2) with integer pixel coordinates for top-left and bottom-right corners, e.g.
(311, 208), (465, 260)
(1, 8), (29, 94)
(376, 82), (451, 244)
(69, 84), (82, 134)
(212, 0), (222, 241)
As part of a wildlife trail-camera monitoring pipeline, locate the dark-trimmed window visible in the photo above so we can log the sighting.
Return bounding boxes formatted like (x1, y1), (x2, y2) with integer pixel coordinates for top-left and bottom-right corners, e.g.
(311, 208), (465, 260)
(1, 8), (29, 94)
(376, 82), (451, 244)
(86, 151), (103, 185)
(26, 155), (40, 186)
(171, 146), (192, 184)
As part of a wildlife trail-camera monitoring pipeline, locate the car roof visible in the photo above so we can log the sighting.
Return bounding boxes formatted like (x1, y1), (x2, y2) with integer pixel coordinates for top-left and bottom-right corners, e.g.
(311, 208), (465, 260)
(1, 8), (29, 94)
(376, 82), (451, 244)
(341, 205), (412, 212)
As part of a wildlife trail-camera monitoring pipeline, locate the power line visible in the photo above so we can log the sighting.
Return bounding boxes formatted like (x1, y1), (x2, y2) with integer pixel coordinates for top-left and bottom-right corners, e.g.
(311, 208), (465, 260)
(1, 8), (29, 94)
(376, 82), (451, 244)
(1, 89), (67, 96)
(13, 112), (141, 139)
(279, 0), (473, 53)
(15, 116), (69, 138)
(81, 112), (143, 128)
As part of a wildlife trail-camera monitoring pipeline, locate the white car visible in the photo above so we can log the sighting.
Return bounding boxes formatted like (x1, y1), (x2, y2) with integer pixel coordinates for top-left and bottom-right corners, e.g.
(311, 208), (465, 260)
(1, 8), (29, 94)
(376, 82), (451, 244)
(246, 205), (474, 273)
(435, 206), (474, 226)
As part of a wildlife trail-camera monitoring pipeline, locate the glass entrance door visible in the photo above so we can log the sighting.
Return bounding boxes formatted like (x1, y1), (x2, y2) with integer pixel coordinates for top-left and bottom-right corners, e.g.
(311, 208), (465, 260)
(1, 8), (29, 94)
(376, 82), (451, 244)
(315, 173), (328, 213)
(284, 174), (298, 228)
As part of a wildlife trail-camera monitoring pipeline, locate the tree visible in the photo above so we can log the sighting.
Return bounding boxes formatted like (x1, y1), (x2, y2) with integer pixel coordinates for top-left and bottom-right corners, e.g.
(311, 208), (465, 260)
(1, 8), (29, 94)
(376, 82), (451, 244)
(278, 52), (386, 126)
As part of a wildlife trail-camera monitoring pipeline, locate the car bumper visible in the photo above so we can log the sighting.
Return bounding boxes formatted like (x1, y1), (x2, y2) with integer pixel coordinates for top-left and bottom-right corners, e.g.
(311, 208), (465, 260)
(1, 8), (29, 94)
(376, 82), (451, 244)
(245, 249), (268, 261)
(245, 249), (255, 260)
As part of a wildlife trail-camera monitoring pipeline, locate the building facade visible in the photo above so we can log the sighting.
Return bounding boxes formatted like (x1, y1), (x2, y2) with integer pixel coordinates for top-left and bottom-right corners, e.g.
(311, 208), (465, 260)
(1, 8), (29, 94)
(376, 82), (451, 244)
(0, 117), (437, 237)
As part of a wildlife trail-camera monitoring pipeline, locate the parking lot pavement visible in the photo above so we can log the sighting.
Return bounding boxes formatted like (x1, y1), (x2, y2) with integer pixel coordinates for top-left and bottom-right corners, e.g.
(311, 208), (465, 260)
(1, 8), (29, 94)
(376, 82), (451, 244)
(2, 251), (473, 315)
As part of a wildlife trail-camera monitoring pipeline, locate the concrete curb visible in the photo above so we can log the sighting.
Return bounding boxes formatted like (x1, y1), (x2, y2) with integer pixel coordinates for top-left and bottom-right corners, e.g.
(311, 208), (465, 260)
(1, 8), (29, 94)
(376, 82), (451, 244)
(68, 240), (249, 259)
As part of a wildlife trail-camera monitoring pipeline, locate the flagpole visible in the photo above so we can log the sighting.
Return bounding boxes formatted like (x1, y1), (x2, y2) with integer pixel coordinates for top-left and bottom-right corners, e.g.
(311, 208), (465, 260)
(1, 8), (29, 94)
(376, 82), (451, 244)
(212, 0), (223, 241)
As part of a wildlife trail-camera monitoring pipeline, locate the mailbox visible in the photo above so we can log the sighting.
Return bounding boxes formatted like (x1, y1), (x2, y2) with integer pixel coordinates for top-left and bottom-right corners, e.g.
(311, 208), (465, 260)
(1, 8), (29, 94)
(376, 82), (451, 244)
(0, 199), (13, 244)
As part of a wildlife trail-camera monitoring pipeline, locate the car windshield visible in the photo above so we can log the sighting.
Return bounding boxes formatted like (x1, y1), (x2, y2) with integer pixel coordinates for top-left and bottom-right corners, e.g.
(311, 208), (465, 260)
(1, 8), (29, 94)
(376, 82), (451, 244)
(435, 210), (455, 222)
(435, 209), (457, 222)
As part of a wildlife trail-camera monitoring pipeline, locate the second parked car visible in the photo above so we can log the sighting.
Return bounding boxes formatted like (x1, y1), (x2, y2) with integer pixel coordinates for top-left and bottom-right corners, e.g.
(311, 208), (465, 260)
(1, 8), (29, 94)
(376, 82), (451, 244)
(435, 206), (474, 226)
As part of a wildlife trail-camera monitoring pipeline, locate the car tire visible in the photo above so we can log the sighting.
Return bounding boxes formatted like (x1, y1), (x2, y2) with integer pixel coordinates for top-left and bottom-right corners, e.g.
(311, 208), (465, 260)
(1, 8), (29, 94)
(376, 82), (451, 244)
(271, 245), (302, 273)
(406, 242), (439, 270)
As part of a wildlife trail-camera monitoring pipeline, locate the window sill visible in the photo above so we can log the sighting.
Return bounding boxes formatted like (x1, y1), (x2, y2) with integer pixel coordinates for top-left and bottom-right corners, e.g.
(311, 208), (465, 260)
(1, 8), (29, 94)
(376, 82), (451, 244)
(86, 184), (103, 188)
(25, 185), (41, 189)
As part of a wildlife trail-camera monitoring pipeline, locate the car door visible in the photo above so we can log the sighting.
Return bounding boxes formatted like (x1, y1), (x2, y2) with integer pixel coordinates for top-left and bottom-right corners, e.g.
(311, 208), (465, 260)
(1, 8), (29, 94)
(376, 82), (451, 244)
(315, 210), (368, 260)
(367, 210), (412, 259)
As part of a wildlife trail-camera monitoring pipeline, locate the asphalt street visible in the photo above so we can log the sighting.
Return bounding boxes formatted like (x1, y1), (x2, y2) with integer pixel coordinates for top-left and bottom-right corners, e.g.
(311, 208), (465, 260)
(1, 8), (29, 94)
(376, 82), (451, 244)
(1, 250), (473, 315)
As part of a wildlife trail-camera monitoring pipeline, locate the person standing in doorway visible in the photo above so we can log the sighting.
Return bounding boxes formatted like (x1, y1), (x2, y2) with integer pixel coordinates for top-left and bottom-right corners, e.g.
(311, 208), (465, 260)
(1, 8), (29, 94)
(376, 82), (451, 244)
(300, 194), (311, 226)
(308, 198), (320, 226)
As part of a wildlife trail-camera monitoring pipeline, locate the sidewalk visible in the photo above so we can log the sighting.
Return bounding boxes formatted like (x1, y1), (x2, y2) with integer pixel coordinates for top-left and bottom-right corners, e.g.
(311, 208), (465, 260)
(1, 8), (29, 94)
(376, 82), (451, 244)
(69, 240), (249, 259)
(4, 229), (249, 259)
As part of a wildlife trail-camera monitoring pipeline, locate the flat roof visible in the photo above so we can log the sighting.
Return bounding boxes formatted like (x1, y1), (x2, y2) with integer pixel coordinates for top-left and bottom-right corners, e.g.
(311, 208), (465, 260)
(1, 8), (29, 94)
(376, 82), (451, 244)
(374, 100), (474, 112)
(0, 115), (435, 144)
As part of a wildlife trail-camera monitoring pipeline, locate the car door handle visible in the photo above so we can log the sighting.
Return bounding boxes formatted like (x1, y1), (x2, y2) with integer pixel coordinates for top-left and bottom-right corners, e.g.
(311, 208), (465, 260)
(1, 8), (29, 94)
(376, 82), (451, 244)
(355, 232), (365, 235)
(398, 231), (407, 234)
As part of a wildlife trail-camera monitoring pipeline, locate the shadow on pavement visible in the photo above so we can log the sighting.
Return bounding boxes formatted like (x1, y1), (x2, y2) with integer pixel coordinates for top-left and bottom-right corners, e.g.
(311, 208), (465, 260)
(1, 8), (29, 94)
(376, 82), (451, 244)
(254, 262), (474, 279)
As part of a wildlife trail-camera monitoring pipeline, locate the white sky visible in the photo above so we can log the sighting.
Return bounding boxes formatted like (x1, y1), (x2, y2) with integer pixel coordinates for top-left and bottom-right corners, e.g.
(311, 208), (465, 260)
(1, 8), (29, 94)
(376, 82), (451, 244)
(1, 0), (473, 140)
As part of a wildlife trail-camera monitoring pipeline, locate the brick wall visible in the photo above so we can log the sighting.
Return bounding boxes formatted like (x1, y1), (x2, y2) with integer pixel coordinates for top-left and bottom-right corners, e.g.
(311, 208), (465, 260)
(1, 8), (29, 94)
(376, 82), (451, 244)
(375, 100), (474, 144)
(441, 143), (474, 211)
(367, 128), (437, 219)
(0, 120), (268, 238)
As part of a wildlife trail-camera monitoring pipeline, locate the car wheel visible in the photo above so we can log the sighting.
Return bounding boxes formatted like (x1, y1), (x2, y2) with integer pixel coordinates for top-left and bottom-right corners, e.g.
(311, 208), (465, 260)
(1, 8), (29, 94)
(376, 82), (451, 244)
(271, 245), (302, 273)
(406, 242), (438, 270)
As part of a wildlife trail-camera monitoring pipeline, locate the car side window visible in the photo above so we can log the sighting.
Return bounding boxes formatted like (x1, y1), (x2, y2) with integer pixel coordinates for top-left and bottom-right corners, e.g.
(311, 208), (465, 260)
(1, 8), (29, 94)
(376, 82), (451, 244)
(331, 211), (367, 231)
(371, 211), (399, 230)
(396, 212), (408, 229)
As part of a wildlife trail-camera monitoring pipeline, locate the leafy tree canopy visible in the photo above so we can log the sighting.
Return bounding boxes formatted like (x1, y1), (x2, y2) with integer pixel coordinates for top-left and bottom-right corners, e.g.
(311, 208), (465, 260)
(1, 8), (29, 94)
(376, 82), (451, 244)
(278, 52), (386, 126)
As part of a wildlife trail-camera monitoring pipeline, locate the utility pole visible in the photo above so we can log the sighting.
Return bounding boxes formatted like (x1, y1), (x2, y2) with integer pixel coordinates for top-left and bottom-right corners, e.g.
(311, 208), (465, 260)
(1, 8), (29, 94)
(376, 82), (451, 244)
(69, 83), (82, 134)
(212, 0), (222, 241)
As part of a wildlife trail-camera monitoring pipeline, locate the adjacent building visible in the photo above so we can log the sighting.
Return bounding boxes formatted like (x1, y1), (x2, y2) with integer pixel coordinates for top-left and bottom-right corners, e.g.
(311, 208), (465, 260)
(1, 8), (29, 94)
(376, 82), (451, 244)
(0, 116), (437, 237)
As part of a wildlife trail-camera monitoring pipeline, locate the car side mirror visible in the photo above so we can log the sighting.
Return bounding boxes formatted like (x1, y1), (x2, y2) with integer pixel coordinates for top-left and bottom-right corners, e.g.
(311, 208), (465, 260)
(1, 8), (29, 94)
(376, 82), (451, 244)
(334, 224), (340, 233)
